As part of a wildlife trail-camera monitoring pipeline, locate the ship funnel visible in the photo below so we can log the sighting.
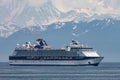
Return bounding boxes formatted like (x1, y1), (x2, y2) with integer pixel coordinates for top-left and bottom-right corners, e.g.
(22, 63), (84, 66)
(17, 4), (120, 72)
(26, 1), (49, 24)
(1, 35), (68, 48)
(71, 40), (79, 45)
(34, 39), (48, 49)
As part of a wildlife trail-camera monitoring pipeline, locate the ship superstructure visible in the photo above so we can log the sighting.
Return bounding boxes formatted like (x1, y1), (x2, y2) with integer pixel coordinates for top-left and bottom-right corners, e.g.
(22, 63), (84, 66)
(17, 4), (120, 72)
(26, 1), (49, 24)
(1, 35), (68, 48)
(9, 39), (103, 66)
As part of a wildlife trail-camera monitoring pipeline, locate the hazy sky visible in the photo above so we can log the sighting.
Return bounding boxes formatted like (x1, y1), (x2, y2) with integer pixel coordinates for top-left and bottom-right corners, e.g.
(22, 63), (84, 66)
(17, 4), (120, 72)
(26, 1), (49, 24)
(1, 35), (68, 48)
(0, 0), (120, 26)
(0, 0), (120, 13)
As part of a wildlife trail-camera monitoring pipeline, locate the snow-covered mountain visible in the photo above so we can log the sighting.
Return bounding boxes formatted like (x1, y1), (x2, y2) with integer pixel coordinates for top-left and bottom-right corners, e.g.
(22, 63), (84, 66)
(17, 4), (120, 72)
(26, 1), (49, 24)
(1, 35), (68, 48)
(0, 1), (61, 37)
(0, 0), (120, 38)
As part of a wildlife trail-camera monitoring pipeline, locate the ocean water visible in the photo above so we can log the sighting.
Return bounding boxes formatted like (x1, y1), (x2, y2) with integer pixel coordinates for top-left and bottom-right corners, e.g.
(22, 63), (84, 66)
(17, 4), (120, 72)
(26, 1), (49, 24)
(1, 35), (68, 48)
(0, 62), (120, 80)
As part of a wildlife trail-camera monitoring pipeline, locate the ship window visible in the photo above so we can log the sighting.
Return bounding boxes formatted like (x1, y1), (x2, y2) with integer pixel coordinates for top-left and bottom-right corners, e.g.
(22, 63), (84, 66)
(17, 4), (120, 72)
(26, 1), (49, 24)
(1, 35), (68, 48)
(68, 56), (72, 59)
(71, 48), (79, 52)
(44, 56), (48, 59)
(34, 56), (39, 59)
(40, 57), (43, 59)
(46, 56), (49, 59)
(88, 62), (91, 64)
(58, 56), (61, 59)
(49, 56), (52, 59)
(27, 56), (33, 59)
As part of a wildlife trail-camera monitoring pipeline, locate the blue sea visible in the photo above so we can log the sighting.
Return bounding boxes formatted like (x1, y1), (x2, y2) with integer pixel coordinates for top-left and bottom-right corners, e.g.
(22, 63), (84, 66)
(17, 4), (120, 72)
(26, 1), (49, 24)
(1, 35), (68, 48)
(0, 62), (120, 80)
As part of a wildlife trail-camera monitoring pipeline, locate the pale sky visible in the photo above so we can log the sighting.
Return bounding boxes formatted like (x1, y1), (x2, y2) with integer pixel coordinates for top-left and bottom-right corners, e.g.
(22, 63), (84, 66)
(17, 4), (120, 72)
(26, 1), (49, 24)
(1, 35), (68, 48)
(0, 0), (120, 13)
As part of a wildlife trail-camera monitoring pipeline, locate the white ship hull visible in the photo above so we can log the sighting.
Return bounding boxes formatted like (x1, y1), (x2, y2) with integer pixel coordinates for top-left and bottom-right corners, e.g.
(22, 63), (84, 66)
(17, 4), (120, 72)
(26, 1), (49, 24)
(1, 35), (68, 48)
(9, 57), (103, 66)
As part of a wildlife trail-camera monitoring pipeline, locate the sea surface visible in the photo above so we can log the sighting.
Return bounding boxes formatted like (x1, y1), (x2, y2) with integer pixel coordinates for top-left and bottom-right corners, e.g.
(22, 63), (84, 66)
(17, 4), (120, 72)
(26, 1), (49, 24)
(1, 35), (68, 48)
(0, 62), (120, 80)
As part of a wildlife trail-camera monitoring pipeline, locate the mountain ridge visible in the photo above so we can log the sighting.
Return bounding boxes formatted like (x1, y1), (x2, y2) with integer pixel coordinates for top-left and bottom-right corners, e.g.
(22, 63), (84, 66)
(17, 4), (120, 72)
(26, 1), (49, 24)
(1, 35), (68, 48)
(0, 1), (120, 38)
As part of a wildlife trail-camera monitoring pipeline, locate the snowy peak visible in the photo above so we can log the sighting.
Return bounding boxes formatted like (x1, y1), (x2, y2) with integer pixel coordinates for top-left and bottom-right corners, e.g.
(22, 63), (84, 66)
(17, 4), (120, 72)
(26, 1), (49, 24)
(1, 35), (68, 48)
(33, 1), (61, 25)
(0, 23), (20, 38)
(0, 1), (62, 37)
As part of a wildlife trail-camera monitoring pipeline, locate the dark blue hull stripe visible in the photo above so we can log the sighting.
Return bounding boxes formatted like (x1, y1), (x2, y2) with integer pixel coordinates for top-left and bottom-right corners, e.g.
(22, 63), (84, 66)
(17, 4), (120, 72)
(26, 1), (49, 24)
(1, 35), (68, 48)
(9, 56), (103, 60)
(9, 63), (99, 66)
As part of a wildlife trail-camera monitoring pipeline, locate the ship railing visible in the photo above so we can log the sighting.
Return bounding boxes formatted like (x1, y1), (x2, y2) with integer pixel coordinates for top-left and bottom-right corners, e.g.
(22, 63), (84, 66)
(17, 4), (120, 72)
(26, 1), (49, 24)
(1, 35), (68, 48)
(15, 46), (53, 50)
(15, 47), (35, 50)
(69, 44), (89, 48)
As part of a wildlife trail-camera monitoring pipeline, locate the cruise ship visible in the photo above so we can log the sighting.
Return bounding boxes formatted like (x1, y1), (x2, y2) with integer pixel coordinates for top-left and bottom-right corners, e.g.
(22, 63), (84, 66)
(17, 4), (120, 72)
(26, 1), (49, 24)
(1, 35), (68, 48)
(9, 39), (103, 66)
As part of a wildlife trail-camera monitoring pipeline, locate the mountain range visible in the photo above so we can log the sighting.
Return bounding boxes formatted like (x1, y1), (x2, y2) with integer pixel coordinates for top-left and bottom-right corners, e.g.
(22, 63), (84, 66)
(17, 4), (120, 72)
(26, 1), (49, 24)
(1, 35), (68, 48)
(0, 1), (120, 38)
(0, 1), (120, 62)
